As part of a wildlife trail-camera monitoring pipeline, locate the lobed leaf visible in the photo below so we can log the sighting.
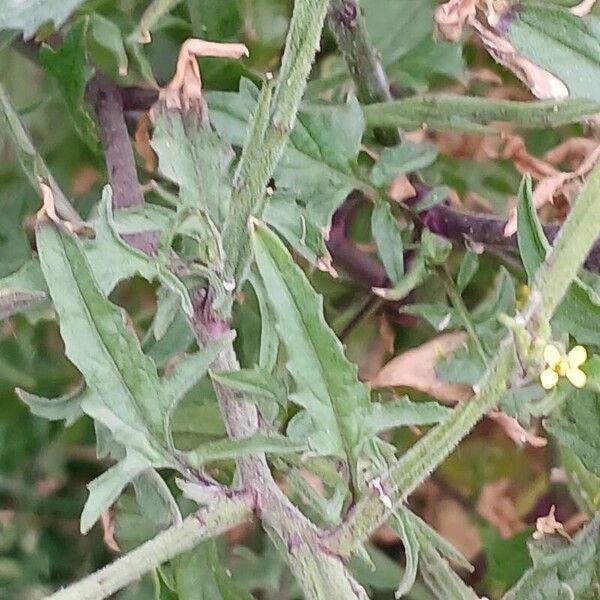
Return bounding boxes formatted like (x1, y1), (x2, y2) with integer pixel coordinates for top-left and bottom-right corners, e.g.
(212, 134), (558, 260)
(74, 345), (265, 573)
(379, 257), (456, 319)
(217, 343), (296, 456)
(252, 221), (372, 479)
(36, 220), (169, 463)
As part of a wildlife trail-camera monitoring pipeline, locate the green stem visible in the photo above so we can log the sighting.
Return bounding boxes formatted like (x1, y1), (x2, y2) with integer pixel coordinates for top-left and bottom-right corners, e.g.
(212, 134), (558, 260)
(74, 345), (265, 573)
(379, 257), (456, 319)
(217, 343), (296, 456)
(332, 156), (600, 557)
(534, 157), (600, 320)
(222, 0), (332, 292)
(327, 0), (400, 146)
(439, 266), (488, 367)
(334, 340), (514, 555)
(47, 498), (252, 600)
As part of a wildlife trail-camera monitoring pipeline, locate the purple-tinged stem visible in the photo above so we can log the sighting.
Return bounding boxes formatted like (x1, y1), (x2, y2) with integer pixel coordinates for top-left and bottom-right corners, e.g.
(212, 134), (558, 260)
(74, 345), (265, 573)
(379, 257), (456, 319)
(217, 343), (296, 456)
(423, 203), (600, 274)
(86, 73), (144, 210)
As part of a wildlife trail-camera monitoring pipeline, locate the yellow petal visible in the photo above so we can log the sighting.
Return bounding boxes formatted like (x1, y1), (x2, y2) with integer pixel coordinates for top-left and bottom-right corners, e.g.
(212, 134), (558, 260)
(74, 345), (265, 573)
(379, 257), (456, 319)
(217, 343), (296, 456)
(568, 345), (587, 368)
(566, 368), (587, 389)
(540, 368), (560, 390)
(543, 345), (561, 369)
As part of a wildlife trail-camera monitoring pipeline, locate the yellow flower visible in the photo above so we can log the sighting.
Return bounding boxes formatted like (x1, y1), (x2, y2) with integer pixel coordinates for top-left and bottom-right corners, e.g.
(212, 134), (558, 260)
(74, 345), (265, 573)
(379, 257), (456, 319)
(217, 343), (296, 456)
(540, 344), (587, 390)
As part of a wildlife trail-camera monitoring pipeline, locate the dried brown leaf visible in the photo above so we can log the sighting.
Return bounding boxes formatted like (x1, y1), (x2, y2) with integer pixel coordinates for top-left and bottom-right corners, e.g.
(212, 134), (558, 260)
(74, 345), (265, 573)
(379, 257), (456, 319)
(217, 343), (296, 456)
(134, 113), (156, 172)
(370, 332), (473, 404)
(100, 510), (120, 552)
(533, 505), (570, 540)
(571, 0), (598, 17)
(434, 0), (476, 42)
(487, 410), (548, 448)
(163, 39), (249, 110)
(476, 478), (525, 539)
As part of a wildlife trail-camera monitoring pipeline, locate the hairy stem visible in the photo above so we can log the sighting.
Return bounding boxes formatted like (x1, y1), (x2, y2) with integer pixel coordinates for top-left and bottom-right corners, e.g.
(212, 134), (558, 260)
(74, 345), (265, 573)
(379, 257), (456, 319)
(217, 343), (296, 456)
(47, 498), (252, 600)
(222, 0), (332, 291)
(191, 304), (368, 600)
(331, 156), (600, 556)
(327, 0), (400, 146)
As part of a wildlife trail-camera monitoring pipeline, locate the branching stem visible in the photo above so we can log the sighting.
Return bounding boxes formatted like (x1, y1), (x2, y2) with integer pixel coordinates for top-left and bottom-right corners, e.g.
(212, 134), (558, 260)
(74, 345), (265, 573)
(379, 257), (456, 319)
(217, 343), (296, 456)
(327, 0), (400, 145)
(47, 498), (252, 600)
(331, 155), (600, 556)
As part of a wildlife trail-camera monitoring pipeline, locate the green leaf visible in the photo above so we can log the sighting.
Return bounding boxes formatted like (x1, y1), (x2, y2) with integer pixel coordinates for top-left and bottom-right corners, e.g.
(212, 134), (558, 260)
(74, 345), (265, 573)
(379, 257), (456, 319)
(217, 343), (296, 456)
(559, 445), (600, 515)
(418, 541), (479, 600)
(184, 433), (305, 468)
(507, 4), (600, 102)
(363, 398), (450, 437)
(481, 527), (533, 594)
(172, 541), (254, 600)
(406, 508), (473, 571)
(504, 514), (600, 599)
(88, 13), (128, 78)
(80, 449), (151, 534)
(371, 201), (404, 286)
(39, 18), (97, 150)
(264, 192), (333, 270)
(544, 389), (600, 477)
(161, 338), (233, 421)
(247, 270), (279, 372)
(389, 510), (420, 598)
(90, 188), (193, 315)
(275, 97), (365, 229)
(210, 367), (287, 405)
(0, 0), (88, 39)
(517, 175), (600, 344)
(0, 82), (81, 223)
(456, 251), (479, 293)
(374, 230), (451, 301)
(36, 221), (170, 464)
(252, 222), (372, 480)
(363, 95), (600, 131)
(370, 141), (437, 187)
(151, 104), (235, 226)
(207, 78), (260, 148)
(17, 386), (87, 426)
(517, 175), (550, 281)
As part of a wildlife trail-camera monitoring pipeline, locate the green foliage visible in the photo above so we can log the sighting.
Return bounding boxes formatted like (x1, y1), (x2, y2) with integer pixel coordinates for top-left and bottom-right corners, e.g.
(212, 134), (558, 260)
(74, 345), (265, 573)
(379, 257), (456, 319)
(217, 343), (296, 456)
(504, 515), (600, 600)
(39, 18), (97, 149)
(4, 0), (600, 599)
(0, 0), (87, 39)
(507, 3), (600, 101)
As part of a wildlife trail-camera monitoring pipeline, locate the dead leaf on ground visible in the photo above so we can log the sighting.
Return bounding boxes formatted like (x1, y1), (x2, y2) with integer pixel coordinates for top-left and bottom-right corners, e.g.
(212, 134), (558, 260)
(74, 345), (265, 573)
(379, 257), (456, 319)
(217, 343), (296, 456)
(436, 0), (569, 100)
(476, 479), (526, 539)
(370, 332), (473, 404)
(134, 113), (156, 172)
(413, 480), (481, 560)
(487, 410), (547, 448)
(358, 316), (396, 381)
(503, 137), (600, 235)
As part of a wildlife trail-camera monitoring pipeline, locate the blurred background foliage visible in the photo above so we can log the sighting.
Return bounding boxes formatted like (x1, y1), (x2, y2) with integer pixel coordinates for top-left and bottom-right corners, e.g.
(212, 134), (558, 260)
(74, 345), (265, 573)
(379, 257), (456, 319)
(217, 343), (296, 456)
(1, 0), (598, 598)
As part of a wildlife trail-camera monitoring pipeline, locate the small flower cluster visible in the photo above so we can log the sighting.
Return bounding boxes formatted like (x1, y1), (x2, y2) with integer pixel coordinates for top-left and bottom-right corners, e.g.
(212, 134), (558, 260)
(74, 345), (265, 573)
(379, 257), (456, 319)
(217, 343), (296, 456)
(540, 344), (587, 390)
